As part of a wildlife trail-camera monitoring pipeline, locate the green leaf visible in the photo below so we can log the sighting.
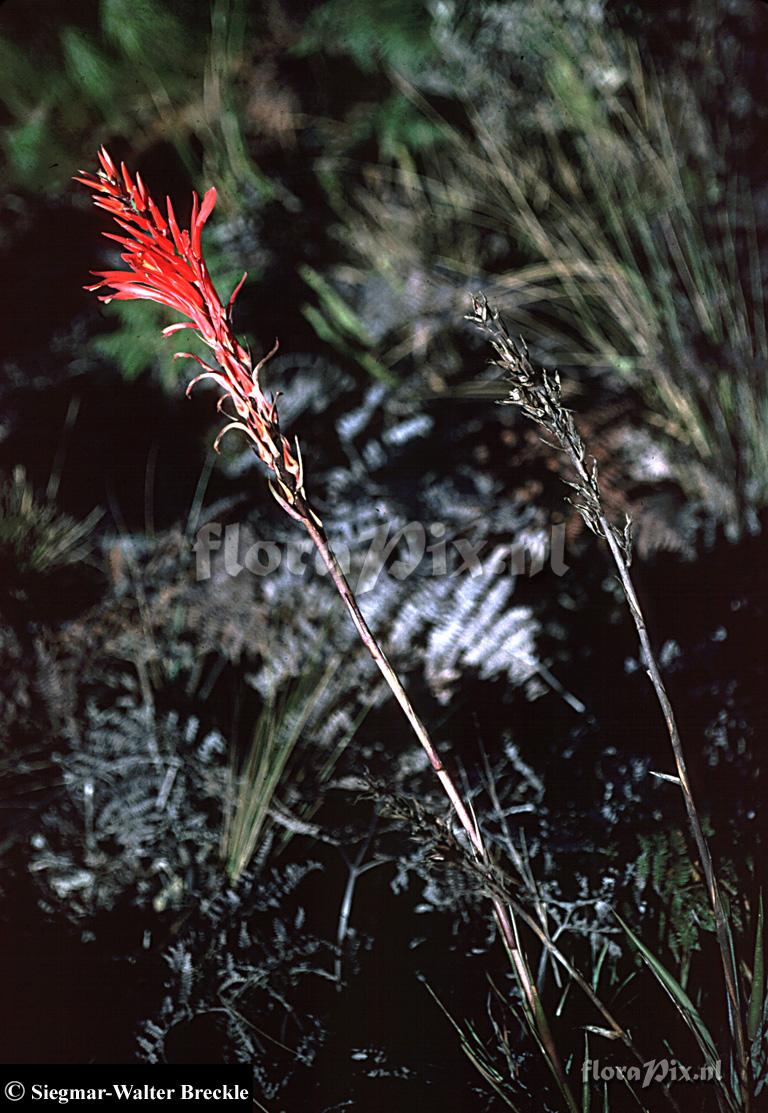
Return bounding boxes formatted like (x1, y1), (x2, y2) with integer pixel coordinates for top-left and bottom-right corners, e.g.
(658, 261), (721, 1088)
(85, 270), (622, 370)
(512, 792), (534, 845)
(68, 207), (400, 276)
(748, 892), (765, 1043)
(90, 301), (181, 385)
(582, 1034), (590, 1113)
(299, 265), (374, 345)
(4, 113), (49, 184)
(101, 0), (193, 74)
(423, 981), (524, 1111)
(300, 304), (396, 385)
(592, 939), (609, 992)
(61, 27), (118, 118)
(294, 0), (436, 74)
(0, 36), (46, 115)
(614, 912), (721, 1071)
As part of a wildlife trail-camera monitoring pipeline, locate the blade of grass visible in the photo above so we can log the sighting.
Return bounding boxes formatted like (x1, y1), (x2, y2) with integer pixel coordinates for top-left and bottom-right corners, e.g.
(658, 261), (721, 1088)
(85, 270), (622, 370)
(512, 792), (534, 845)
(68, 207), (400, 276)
(615, 912), (736, 1111)
(423, 980), (524, 1111)
(748, 893), (765, 1043)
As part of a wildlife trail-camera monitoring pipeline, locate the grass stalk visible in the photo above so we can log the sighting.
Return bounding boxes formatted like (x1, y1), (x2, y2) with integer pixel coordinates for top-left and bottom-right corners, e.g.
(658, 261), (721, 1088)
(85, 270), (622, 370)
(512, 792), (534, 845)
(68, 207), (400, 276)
(469, 294), (751, 1110)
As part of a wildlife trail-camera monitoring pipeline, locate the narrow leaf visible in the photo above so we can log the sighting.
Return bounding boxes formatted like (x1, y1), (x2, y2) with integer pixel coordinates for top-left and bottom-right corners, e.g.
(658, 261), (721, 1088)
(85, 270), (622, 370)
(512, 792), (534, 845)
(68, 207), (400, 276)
(748, 892), (765, 1042)
(614, 912), (720, 1067)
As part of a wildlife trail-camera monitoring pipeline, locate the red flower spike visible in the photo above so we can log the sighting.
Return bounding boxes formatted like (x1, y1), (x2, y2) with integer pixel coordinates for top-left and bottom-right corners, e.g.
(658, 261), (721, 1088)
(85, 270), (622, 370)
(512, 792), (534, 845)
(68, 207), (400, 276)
(77, 149), (306, 509)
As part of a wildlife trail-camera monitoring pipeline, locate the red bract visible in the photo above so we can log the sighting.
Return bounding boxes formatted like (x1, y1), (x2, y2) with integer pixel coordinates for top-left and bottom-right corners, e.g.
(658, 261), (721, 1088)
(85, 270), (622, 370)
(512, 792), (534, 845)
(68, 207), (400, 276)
(77, 147), (306, 507)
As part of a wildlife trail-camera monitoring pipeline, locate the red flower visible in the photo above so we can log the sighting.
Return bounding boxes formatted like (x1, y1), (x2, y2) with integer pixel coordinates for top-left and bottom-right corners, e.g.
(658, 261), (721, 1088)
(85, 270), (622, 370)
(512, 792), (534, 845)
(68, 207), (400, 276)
(77, 147), (306, 506)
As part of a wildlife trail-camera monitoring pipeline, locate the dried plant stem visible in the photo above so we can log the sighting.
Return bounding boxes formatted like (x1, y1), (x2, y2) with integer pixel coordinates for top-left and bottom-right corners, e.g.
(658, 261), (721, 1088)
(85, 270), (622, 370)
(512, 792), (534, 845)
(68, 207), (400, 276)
(562, 414), (748, 1110)
(469, 295), (749, 1110)
(605, 525), (748, 1088)
(302, 513), (479, 845)
(286, 500), (577, 1110)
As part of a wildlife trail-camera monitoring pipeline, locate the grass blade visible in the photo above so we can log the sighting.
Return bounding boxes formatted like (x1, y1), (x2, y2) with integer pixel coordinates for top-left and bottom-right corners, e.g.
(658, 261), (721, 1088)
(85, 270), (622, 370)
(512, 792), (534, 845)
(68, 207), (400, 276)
(748, 893), (765, 1043)
(615, 912), (717, 1060)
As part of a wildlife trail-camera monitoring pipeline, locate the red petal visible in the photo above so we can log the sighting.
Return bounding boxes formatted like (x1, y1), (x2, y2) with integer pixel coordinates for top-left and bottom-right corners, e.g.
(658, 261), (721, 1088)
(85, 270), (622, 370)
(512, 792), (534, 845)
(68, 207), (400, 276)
(120, 161), (134, 196)
(166, 196), (185, 256)
(199, 187), (217, 226)
(134, 171), (147, 207)
(228, 271), (248, 311)
(98, 147), (117, 179)
(73, 173), (101, 189)
(148, 197), (168, 234)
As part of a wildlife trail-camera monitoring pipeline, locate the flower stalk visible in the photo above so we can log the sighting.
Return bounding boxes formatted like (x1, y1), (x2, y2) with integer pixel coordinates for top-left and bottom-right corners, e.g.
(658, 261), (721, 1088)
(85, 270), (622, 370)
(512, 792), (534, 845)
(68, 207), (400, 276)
(78, 154), (576, 1107)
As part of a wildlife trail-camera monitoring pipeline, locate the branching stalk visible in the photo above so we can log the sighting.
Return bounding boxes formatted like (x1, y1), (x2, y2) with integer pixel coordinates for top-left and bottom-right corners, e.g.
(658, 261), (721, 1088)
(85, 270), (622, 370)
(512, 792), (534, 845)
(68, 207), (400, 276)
(468, 293), (750, 1110)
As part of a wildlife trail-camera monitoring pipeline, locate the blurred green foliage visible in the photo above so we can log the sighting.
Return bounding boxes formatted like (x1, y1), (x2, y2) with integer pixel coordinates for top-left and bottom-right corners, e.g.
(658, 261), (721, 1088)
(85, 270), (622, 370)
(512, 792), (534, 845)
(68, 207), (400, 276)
(0, 0), (205, 190)
(299, 264), (396, 384)
(0, 0), (282, 204)
(89, 301), (184, 385)
(294, 0), (436, 74)
(0, 0), (446, 387)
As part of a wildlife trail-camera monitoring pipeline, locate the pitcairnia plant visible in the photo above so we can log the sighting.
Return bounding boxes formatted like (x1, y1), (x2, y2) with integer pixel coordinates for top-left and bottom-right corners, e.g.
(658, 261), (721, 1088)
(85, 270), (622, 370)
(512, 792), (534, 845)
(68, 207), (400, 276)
(77, 150), (578, 1108)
